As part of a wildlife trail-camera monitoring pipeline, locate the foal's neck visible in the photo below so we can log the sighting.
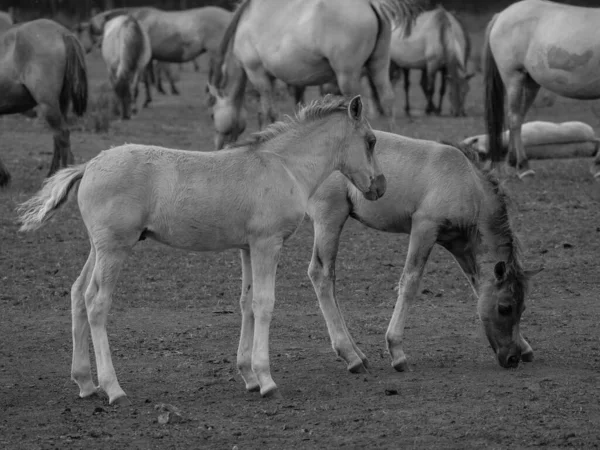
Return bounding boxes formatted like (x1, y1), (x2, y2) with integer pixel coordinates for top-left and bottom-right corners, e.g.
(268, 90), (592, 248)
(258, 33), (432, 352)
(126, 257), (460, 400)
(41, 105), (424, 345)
(263, 118), (343, 199)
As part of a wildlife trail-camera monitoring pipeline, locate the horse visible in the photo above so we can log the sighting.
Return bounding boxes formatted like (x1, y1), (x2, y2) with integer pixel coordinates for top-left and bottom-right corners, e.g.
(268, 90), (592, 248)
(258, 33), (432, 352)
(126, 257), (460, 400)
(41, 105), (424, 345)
(389, 5), (473, 117)
(0, 19), (88, 187)
(101, 15), (152, 120)
(17, 95), (386, 405)
(0, 10), (13, 32)
(208, 0), (421, 147)
(484, 0), (600, 179)
(307, 133), (541, 374)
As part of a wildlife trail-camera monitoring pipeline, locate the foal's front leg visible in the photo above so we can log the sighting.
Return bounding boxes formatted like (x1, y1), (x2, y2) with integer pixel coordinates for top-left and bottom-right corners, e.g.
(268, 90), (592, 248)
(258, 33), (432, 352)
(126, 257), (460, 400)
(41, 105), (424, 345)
(386, 219), (437, 371)
(249, 238), (283, 398)
(308, 217), (369, 373)
(236, 249), (260, 392)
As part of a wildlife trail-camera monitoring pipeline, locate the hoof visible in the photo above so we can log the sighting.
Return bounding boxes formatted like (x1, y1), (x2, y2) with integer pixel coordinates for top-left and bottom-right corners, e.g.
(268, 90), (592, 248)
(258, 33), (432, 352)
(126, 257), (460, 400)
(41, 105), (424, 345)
(521, 351), (534, 363)
(260, 386), (281, 399)
(348, 360), (369, 374)
(110, 395), (131, 406)
(517, 169), (535, 181)
(392, 358), (410, 372)
(246, 383), (260, 393)
(79, 387), (105, 400)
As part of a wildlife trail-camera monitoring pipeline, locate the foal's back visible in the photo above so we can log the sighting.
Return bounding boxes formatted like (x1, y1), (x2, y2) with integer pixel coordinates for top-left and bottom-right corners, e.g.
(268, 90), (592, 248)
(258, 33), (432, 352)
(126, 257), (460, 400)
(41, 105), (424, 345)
(310, 131), (487, 234)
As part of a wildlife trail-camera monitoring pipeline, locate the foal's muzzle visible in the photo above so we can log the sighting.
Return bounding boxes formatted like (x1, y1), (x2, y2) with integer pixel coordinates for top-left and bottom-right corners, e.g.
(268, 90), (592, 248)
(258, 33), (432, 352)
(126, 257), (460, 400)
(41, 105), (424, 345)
(363, 174), (386, 201)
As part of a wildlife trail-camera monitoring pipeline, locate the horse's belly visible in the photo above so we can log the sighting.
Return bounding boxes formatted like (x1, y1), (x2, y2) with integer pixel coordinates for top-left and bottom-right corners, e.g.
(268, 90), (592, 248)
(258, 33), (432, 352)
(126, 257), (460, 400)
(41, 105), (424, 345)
(0, 78), (37, 114)
(527, 41), (600, 99)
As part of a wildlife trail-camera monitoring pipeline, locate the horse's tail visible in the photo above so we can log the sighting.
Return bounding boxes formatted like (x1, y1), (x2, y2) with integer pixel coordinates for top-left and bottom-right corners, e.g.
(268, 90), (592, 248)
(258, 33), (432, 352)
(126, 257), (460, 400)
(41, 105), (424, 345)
(211, 0), (250, 88)
(17, 164), (87, 232)
(116, 17), (147, 84)
(61, 33), (89, 117)
(484, 13), (506, 163)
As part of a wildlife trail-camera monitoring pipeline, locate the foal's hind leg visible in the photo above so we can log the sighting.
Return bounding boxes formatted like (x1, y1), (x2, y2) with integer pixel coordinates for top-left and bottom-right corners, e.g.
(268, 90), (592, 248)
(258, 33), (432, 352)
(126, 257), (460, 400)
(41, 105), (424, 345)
(85, 246), (130, 405)
(71, 243), (98, 398)
(38, 103), (73, 177)
(236, 248), (260, 392)
(506, 73), (539, 179)
(308, 206), (369, 374)
(386, 218), (437, 371)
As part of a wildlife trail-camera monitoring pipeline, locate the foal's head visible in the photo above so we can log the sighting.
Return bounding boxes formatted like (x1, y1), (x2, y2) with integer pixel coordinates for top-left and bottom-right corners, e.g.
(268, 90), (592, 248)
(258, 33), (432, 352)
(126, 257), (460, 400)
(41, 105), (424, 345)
(478, 260), (541, 368)
(323, 95), (386, 200)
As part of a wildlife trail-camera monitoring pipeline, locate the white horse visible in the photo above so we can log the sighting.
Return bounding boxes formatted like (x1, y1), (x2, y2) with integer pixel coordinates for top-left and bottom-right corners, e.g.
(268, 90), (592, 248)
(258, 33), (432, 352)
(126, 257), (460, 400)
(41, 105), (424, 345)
(389, 5), (473, 116)
(101, 15), (152, 120)
(17, 95), (386, 405)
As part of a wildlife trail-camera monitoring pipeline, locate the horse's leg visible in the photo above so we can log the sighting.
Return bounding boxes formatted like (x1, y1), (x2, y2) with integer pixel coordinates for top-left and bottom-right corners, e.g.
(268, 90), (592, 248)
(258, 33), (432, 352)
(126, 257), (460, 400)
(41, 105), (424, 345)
(247, 70), (277, 128)
(308, 206), (369, 373)
(0, 157), (11, 187)
(248, 237), (283, 398)
(506, 73), (539, 179)
(403, 68), (412, 117)
(365, 52), (396, 131)
(385, 218), (437, 371)
(85, 247), (130, 405)
(156, 63), (166, 95)
(422, 68), (437, 115)
(70, 243), (98, 398)
(236, 248), (260, 392)
(38, 103), (72, 176)
(143, 66), (153, 108)
(437, 67), (447, 115)
(168, 68), (180, 95)
(591, 140), (600, 180)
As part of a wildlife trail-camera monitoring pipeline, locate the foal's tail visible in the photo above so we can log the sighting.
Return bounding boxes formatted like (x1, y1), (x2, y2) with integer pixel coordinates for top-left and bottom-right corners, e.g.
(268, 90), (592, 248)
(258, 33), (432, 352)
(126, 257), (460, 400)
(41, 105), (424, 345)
(17, 164), (87, 232)
(61, 33), (89, 117)
(483, 14), (505, 163)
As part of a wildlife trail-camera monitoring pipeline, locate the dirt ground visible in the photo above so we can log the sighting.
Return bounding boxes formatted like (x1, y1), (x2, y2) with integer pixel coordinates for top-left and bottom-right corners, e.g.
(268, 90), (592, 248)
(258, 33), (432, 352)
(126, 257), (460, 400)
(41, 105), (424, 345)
(1, 46), (600, 450)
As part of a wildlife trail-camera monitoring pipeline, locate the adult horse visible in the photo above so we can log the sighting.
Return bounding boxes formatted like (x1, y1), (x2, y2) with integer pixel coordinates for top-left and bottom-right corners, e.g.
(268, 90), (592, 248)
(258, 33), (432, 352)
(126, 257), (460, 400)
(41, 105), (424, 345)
(485, 0), (600, 179)
(101, 15), (152, 120)
(389, 5), (473, 117)
(0, 19), (87, 187)
(18, 95), (386, 404)
(0, 9), (12, 32)
(208, 0), (421, 148)
(307, 133), (541, 373)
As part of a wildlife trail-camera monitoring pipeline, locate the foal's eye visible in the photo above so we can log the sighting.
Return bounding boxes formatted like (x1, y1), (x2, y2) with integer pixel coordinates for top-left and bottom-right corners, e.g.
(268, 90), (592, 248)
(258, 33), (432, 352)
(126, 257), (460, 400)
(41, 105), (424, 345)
(366, 135), (376, 151)
(498, 304), (512, 316)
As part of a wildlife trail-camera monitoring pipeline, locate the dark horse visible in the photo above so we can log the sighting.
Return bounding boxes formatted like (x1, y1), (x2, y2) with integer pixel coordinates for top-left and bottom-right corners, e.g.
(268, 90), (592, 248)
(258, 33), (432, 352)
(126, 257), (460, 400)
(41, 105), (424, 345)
(0, 19), (88, 187)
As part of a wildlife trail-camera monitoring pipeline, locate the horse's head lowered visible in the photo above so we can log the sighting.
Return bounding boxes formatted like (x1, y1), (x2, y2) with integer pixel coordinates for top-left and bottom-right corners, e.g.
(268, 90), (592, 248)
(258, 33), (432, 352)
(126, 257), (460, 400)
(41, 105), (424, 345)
(478, 260), (542, 368)
(447, 71), (474, 117)
(335, 95), (386, 200)
(206, 82), (247, 150)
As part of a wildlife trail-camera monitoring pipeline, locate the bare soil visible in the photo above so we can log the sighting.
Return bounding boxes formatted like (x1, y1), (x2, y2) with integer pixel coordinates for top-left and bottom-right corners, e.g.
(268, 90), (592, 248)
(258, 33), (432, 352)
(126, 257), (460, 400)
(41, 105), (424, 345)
(1, 51), (600, 450)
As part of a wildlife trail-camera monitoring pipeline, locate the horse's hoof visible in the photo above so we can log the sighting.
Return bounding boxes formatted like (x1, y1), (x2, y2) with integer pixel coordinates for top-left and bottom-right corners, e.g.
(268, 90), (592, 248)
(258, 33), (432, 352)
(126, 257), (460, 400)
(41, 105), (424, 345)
(521, 351), (534, 363)
(110, 395), (131, 406)
(392, 357), (410, 372)
(517, 169), (536, 181)
(246, 383), (260, 393)
(261, 387), (282, 400)
(348, 360), (369, 374)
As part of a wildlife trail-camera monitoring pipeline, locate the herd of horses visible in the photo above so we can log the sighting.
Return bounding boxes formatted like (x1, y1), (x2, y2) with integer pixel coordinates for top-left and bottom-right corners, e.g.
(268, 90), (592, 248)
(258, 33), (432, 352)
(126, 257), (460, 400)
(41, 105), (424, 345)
(2, 0), (598, 404)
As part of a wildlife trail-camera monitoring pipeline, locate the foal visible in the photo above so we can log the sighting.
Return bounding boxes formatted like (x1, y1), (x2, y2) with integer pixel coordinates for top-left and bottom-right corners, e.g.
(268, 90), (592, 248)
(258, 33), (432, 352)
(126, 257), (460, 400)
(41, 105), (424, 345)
(308, 132), (540, 373)
(18, 96), (386, 404)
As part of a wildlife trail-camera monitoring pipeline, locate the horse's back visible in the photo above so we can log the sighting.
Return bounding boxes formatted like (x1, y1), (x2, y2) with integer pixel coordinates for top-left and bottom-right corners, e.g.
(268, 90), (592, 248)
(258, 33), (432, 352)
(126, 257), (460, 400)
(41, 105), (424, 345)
(312, 132), (485, 233)
(389, 9), (443, 68)
(235, 0), (379, 84)
(490, 0), (600, 98)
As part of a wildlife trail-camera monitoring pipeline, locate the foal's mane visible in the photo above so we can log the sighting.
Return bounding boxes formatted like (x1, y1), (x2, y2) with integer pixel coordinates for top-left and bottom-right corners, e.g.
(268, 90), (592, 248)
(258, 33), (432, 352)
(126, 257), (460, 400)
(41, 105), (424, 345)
(228, 95), (350, 150)
(441, 140), (524, 281)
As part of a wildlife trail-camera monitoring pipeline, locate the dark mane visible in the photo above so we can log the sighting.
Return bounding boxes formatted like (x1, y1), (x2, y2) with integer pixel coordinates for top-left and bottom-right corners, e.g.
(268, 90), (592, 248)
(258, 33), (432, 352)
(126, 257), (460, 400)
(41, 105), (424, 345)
(450, 9), (472, 64)
(227, 95), (350, 150)
(440, 139), (524, 283)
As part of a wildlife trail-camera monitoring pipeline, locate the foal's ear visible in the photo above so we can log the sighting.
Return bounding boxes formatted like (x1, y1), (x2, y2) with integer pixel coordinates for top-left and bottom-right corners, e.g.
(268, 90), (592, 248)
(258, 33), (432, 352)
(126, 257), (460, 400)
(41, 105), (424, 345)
(525, 267), (544, 278)
(494, 261), (507, 281)
(348, 95), (363, 121)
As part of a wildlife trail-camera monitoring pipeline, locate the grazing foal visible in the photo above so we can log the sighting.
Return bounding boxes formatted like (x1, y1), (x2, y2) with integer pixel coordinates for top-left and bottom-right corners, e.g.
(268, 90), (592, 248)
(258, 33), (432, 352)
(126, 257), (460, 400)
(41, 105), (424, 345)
(18, 96), (386, 404)
(308, 133), (541, 373)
